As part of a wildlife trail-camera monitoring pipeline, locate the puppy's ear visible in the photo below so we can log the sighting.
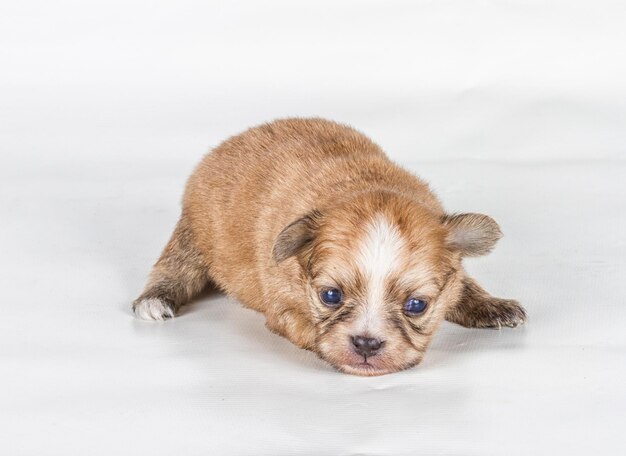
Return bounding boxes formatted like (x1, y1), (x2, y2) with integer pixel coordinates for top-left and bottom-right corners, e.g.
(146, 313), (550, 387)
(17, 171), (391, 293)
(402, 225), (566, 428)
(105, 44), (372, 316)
(272, 211), (321, 263)
(442, 213), (502, 257)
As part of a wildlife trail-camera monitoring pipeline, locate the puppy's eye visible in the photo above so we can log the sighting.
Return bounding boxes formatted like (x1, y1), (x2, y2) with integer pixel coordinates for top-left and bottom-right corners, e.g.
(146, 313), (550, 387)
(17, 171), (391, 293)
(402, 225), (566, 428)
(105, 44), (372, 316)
(404, 298), (428, 315)
(319, 288), (343, 307)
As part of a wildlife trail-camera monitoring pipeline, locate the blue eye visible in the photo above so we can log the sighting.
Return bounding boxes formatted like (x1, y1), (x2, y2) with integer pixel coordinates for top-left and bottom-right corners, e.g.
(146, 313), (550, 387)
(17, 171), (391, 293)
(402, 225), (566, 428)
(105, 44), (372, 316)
(405, 298), (428, 315)
(320, 288), (343, 306)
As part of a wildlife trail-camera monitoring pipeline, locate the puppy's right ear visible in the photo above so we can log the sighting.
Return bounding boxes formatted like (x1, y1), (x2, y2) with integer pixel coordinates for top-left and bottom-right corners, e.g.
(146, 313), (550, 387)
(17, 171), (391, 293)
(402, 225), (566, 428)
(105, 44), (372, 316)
(272, 211), (321, 263)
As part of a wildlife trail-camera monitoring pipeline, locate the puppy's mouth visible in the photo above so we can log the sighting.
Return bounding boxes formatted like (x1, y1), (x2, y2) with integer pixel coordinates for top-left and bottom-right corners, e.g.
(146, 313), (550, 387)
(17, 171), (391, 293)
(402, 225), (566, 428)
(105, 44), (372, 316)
(331, 352), (424, 377)
(338, 354), (393, 376)
(338, 361), (391, 376)
(318, 350), (392, 376)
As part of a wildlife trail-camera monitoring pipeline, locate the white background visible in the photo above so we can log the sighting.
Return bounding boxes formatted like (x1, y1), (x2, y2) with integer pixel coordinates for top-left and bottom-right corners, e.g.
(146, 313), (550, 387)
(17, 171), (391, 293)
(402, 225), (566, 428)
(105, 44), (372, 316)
(1, 1), (625, 455)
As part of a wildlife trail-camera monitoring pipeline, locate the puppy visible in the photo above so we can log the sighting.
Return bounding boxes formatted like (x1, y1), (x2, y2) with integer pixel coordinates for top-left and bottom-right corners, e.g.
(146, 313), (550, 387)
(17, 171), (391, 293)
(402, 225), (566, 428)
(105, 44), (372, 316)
(133, 118), (526, 376)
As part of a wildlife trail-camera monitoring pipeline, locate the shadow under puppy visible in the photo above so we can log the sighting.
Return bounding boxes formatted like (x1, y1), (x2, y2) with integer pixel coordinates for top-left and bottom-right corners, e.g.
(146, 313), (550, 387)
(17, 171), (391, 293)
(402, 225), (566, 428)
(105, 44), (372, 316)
(133, 118), (526, 376)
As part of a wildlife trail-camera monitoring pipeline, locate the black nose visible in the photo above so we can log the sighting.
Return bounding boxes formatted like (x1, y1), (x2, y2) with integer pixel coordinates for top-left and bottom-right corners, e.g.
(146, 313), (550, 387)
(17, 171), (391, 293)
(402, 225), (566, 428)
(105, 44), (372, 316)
(352, 335), (383, 357)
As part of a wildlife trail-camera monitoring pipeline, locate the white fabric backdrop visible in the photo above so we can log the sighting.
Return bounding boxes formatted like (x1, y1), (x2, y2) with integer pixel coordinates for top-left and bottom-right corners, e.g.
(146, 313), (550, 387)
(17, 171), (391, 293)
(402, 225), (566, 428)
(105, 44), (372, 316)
(1, 1), (625, 455)
(2, 0), (626, 171)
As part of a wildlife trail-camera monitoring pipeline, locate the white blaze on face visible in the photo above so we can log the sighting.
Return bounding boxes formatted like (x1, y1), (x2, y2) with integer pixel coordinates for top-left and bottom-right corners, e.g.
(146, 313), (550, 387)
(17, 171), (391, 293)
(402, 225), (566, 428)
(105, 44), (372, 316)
(354, 214), (405, 336)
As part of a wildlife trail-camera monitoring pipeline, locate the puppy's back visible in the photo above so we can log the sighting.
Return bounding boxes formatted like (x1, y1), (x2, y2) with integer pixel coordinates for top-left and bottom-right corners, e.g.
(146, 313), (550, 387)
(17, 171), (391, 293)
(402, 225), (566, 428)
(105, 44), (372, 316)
(190, 117), (385, 194)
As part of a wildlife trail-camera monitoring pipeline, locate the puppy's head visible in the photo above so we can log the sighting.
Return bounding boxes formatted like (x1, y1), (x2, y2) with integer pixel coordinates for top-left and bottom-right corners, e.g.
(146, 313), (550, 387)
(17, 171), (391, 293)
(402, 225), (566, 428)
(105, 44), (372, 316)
(273, 192), (501, 376)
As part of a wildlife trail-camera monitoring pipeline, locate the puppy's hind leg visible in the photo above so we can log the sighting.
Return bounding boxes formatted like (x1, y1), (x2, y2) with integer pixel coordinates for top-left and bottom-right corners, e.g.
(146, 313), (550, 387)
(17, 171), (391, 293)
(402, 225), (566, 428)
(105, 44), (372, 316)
(133, 215), (210, 321)
(446, 277), (527, 329)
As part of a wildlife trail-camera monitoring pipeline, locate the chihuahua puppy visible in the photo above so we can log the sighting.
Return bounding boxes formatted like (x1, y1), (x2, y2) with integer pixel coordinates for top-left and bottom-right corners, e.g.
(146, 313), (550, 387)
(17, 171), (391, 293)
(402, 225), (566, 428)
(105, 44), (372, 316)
(133, 118), (526, 376)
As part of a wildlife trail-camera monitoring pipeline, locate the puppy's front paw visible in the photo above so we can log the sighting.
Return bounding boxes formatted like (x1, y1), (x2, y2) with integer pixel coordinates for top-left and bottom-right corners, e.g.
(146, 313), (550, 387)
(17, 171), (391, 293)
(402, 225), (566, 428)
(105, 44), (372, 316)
(132, 297), (175, 321)
(471, 299), (527, 329)
(448, 296), (527, 329)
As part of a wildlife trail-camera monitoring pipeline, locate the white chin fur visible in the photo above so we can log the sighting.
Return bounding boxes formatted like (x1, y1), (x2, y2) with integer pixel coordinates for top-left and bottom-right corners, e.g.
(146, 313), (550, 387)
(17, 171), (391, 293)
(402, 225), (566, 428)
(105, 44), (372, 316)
(133, 298), (175, 321)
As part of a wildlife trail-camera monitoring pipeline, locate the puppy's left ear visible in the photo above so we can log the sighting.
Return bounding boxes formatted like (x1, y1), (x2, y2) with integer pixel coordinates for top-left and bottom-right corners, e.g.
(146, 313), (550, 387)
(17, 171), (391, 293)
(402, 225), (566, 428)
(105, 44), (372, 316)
(272, 211), (321, 263)
(442, 213), (502, 257)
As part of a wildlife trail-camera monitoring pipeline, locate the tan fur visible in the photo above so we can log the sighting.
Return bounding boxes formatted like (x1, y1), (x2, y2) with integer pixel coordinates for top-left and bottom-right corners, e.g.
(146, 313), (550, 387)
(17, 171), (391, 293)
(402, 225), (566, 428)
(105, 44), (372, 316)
(133, 118), (526, 375)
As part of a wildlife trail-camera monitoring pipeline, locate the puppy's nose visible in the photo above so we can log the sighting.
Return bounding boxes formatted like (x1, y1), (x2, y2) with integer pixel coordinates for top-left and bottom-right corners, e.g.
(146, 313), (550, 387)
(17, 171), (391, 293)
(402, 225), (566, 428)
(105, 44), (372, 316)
(352, 335), (383, 357)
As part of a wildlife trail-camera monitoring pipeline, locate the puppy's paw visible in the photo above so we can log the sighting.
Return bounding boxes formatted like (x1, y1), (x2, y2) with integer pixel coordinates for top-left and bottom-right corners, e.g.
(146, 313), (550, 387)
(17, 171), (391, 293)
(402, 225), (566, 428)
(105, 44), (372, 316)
(132, 297), (175, 321)
(471, 299), (527, 329)
(448, 297), (527, 329)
